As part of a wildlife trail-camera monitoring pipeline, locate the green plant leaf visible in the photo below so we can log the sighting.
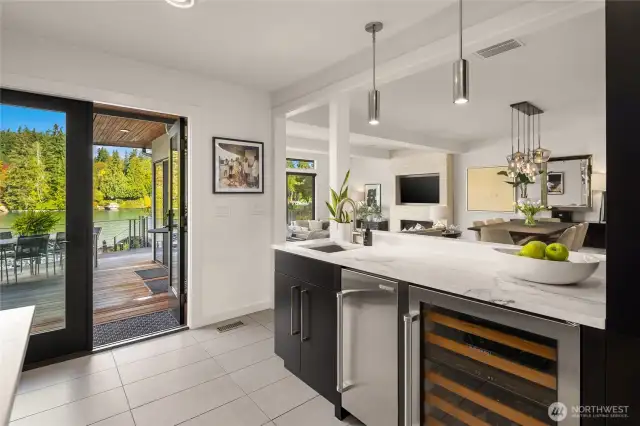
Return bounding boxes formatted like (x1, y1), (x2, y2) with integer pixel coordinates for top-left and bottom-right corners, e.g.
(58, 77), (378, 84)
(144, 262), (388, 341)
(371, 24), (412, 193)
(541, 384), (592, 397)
(325, 201), (336, 217)
(330, 189), (339, 206)
(497, 171), (509, 177)
(340, 170), (350, 194)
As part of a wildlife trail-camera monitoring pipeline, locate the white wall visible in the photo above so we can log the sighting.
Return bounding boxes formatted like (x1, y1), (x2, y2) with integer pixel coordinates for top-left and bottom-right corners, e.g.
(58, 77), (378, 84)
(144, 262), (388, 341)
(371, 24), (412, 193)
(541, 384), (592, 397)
(454, 111), (606, 240)
(1, 30), (273, 328)
(151, 134), (170, 163)
(349, 156), (394, 218)
(389, 151), (454, 231)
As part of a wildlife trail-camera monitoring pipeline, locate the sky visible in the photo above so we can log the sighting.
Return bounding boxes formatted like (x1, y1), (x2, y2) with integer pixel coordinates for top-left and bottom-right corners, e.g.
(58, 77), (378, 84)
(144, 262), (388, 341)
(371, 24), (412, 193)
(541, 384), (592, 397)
(1, 104), (138, 158)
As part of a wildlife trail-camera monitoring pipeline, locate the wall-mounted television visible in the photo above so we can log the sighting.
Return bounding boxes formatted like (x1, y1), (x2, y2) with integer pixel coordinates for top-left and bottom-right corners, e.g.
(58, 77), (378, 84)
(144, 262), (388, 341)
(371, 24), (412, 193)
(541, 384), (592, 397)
(397, 174), (440, 204)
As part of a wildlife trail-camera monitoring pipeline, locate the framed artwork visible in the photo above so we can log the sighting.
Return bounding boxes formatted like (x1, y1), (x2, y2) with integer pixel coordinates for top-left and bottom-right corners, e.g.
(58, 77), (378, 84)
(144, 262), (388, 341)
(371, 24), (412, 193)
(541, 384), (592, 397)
(364, 184), (381, 209)
(213, 137), (264, 193)
(547, 172), (565, 195)
(466, 166), (515, 212)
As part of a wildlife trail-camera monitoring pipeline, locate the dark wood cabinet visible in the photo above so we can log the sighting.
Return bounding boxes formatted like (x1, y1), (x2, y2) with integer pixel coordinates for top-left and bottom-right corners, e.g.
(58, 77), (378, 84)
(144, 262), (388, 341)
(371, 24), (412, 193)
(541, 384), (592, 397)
(274, 252), (342, 411)
(274, 272), (301, 374)
(299, 281), (338, 404)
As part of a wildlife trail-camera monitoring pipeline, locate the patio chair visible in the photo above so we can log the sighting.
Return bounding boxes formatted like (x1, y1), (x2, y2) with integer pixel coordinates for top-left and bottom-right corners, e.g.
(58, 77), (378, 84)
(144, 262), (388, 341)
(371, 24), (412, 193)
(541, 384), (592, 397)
(0, 231), (13, 283)
(13, 235), (50, 283)
(51, 232), (67, 274)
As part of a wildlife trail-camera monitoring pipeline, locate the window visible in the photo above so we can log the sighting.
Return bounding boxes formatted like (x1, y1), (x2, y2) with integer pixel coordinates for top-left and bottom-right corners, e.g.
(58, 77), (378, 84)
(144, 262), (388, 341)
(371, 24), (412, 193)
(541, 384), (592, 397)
(287, 172), (315, 223)
(287, 158), (315, 170)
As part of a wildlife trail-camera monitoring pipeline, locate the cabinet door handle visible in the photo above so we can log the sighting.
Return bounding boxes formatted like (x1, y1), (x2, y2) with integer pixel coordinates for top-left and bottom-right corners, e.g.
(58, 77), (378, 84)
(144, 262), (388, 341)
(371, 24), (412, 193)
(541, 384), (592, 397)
(404, 313), (418, 426)
(300, 289), (309, 342)
(290, 285), (301, 336)
(336, 291), (345, 393)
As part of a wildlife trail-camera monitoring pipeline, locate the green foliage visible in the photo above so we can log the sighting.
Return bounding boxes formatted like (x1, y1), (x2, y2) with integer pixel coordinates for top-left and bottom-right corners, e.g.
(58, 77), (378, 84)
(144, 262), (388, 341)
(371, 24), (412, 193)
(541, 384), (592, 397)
(325, 170), (352, 223)
(497, 171), (538, 187)
(0, 127), (154, 212)
(11, 210), (60, 236)
(286, 159), (314, 169)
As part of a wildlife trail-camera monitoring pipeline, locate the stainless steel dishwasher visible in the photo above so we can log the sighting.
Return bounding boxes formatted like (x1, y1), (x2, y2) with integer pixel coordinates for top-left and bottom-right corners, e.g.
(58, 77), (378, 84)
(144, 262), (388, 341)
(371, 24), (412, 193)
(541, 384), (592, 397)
(338, 269), (398, 426)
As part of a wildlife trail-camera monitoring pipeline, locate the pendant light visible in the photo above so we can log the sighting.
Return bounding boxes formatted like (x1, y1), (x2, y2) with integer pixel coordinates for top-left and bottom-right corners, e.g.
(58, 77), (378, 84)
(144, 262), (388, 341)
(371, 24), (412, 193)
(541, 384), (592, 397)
(453, 0), (469, 104)
(165, 0), (195, 9)
(365, 22), (383, 125)
(508, 102), (547, 178)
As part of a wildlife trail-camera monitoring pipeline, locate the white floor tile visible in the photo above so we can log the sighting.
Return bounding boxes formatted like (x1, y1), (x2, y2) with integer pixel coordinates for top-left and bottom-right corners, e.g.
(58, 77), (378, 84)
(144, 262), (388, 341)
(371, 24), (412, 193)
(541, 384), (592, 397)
(200, 326), (272, 357)
(263, 322), (274, 332)
(248, 376), (317, 419)
(215, 338), (275, 373)
(272, 396), (364, 426)
(117, 344), (210, 385)
(230, 357), (291, 394)
(91, 411), (136, 426)
(131, 375), (244, 426)
(11, 368), (122, 421)
(9, 387), (129, 426)
(17, 352), (115, 395)
(180, 396), (269, 426)
(124, 358), (226, 408)
(112, 332), (197, 366)
(248, 310), (274, 326)
(188, 316), (259, 343)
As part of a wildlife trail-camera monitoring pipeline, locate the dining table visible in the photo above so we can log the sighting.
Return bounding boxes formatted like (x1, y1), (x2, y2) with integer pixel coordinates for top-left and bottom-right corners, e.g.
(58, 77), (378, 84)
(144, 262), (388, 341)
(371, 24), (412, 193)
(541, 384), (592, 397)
(467, 219), (575, 241)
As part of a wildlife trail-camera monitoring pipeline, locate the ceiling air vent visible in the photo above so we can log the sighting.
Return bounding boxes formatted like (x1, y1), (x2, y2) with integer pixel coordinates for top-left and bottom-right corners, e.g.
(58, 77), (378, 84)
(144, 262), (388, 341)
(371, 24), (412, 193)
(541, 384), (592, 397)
(475, 39), (523, 59)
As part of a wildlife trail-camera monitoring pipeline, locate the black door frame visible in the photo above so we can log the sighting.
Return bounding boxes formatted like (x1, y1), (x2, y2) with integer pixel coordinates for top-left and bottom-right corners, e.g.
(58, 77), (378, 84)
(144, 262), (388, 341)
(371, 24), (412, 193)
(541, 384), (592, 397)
(152, 158), (169, 266)
(0, 88), (94, 364)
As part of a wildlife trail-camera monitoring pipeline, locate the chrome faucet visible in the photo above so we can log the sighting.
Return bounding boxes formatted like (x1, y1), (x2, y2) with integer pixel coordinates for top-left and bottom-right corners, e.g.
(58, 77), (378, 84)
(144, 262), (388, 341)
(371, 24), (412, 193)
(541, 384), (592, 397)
(335, 198), (359, 244)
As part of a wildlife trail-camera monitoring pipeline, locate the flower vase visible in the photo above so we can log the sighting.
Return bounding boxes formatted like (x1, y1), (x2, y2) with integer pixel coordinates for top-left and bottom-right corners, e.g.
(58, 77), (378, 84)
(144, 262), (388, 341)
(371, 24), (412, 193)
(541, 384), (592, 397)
(524, 213), (537, 227)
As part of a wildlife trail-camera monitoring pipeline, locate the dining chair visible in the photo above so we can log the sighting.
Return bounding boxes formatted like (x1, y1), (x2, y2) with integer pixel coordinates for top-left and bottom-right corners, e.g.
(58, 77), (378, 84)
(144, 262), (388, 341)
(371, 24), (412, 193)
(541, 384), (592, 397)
(480, 228), (515, 245)
(493, 218), (506, 223)
(472, 221), (485, 240)
(485, 219), (499, 224)
(538, 218), (561, 222)
(572, 223), (590, 251)
(556, 226), (577, 249)
(51, 232), (66, 274)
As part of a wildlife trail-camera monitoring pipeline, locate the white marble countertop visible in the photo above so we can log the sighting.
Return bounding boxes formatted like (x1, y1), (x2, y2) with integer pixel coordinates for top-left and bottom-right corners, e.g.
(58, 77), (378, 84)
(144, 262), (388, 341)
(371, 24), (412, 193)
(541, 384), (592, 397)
(273, 232), (606, 329)
(0, 306), (35, 426)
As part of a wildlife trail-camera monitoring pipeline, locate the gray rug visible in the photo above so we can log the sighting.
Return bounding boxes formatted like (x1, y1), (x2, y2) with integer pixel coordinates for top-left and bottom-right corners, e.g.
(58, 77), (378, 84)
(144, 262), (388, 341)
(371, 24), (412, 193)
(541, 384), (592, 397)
(135, 268), (168, 280)
(93, 311), (179, 347)
(144, 278), (168, 295)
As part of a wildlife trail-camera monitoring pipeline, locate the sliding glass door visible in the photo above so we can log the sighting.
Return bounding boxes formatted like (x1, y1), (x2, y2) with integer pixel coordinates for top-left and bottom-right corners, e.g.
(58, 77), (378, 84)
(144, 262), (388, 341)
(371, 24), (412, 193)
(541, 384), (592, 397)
(0, 89), (93, 363)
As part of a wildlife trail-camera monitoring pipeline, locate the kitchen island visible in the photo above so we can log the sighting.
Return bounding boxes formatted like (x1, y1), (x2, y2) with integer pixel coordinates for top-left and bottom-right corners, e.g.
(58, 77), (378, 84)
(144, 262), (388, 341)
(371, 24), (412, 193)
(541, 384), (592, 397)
(272, 232), (606, 426)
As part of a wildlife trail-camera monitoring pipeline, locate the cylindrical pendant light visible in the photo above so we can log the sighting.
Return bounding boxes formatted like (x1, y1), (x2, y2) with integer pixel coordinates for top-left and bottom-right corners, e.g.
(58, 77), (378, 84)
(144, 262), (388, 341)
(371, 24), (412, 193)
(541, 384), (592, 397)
(366, 22), (383, 125)
(453, 0), (469, 104)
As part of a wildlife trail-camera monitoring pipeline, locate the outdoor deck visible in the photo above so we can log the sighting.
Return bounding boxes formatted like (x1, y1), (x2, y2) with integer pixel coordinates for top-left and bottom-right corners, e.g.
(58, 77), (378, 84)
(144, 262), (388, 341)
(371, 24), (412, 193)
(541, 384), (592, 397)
(0, 248), (169, 335)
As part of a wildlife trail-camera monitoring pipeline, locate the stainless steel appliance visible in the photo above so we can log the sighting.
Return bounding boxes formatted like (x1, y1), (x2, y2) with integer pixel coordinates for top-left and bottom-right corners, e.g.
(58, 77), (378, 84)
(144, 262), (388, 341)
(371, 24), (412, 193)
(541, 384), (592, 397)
(405, 285), (580, 426)
(338, 269), (399, 426)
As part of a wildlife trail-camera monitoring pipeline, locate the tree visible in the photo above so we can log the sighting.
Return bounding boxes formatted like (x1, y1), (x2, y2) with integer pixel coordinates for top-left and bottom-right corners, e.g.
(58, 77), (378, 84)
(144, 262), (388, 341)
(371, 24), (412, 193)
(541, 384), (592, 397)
(99, 150), (130, 199)
(125, 153), (152, 199)
(95, 147), (109, 163)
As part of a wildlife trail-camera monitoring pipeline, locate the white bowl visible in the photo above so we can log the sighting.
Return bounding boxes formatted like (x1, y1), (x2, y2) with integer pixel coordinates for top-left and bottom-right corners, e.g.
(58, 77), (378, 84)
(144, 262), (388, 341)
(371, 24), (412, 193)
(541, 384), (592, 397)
(494, 248), (600, 285)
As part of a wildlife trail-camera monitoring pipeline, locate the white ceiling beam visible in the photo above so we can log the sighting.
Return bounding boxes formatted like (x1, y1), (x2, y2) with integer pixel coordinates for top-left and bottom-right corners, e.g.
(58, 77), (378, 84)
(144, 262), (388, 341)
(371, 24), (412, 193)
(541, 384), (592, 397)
(286, 136), (391, 160)
(272, 0), (603, 117)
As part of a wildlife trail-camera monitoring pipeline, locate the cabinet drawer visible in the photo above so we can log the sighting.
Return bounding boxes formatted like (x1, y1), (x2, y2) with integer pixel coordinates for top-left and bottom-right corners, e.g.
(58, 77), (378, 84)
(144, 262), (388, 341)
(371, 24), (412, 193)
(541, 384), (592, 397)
(275, 250), (340, 290)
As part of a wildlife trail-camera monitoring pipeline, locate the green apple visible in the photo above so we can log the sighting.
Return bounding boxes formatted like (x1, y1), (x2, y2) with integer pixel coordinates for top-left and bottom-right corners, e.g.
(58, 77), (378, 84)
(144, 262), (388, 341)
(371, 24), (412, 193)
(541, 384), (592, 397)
(545, 243), (570, 262)
(519, 241), (547, 259)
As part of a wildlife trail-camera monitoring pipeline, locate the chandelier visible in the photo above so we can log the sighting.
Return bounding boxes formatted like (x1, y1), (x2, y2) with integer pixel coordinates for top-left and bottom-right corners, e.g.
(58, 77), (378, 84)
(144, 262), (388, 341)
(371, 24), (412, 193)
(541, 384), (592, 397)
(506, 102), (549, 180)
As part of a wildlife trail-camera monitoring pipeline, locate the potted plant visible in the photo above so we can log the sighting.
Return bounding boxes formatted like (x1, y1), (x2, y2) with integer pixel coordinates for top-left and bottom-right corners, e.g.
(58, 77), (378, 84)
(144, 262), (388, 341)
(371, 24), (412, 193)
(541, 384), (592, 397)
(325, 170), (353, 242)
(11, 211), (60, 236)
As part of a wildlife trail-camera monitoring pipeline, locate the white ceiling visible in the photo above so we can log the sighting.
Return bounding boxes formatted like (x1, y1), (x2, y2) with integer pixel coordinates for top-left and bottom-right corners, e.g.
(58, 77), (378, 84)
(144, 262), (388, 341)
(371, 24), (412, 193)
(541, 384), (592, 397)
(290, 8), (605, 150)
(1, 0), (451, 91)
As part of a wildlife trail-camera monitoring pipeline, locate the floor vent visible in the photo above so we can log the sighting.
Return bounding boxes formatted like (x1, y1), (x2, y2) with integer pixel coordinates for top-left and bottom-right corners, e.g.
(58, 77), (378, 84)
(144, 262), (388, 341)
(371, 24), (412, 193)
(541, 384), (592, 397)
(217, 320), (245, 333)
(475, 39), (523, 59)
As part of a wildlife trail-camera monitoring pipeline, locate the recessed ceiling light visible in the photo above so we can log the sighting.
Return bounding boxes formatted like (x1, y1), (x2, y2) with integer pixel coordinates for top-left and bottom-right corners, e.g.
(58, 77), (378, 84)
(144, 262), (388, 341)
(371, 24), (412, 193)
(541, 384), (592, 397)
(119, 129), (130, 133)
(165, 0), (195, 9)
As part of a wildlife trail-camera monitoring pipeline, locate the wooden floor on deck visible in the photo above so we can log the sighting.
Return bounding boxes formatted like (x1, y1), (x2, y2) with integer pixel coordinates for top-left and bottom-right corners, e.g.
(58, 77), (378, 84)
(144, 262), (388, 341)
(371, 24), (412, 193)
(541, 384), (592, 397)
(0, 249), (169, 335)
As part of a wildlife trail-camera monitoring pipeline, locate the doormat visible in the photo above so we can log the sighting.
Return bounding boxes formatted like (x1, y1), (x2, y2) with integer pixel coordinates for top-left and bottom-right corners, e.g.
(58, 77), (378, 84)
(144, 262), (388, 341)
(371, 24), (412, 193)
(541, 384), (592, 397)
(145, 278), (168, 295)
(135, 268), (168, 280)
(93, 311), (180, 347)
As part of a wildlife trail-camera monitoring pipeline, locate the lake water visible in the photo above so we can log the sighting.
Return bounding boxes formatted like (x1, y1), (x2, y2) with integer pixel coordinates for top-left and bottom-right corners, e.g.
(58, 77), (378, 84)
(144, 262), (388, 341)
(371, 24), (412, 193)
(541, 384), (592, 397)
(0, 209), (150, 247)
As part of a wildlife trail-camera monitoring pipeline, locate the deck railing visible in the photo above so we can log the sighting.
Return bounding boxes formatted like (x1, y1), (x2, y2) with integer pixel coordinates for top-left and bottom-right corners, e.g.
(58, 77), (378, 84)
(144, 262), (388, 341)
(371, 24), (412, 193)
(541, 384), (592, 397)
(94, 216), (152, 252)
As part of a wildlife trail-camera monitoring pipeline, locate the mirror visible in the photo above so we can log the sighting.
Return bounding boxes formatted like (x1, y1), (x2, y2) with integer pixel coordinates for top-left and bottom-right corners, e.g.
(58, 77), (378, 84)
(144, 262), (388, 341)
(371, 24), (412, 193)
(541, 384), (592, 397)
(543, 155), (592, 209)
